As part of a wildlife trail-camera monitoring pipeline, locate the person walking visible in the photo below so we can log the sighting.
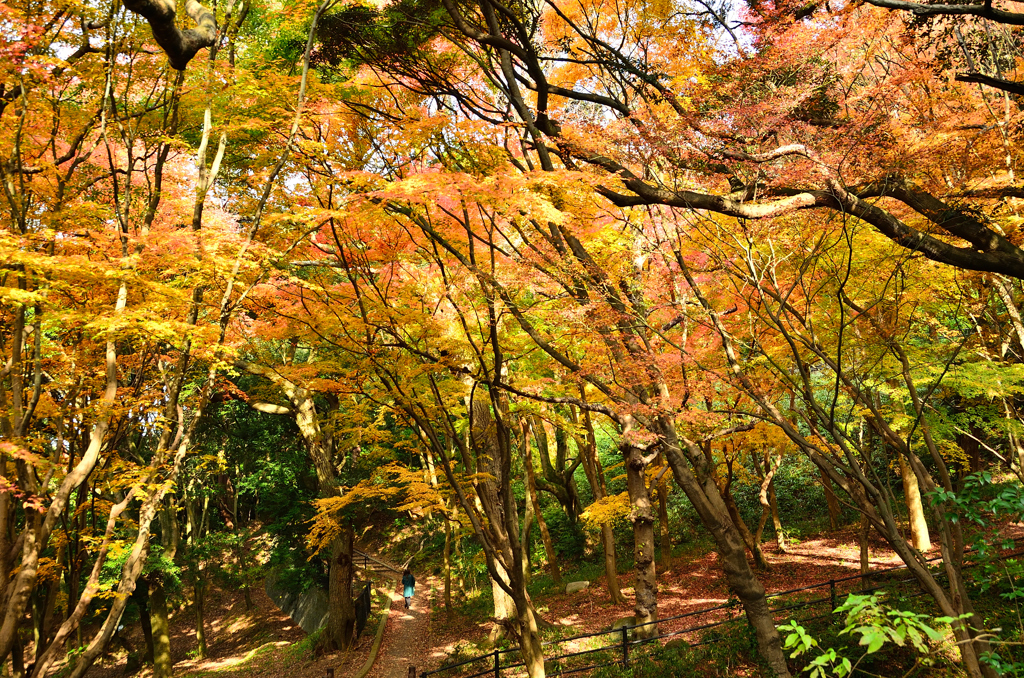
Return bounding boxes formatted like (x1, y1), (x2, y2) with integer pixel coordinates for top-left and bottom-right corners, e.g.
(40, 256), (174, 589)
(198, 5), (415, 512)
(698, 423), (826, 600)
(402, 568), (416, 609)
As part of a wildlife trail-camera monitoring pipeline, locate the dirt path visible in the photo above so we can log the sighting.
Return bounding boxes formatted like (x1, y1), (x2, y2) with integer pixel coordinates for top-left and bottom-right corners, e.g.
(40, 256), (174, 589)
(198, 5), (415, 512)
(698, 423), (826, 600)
(367, 579), (432, 678)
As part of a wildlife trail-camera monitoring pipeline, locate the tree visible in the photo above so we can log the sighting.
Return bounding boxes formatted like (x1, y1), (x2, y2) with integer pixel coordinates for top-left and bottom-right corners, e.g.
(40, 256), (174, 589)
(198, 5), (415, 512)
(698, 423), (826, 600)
(1, 0), (328, 671)
(677, 211), (1012, 678)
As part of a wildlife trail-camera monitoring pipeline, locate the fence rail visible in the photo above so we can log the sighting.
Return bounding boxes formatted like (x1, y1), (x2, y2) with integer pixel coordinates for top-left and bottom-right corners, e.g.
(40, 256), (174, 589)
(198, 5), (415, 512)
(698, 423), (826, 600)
(355, 549), (403, 574)
(355, 582), (373, 638)
(417, 545), (1024, 678)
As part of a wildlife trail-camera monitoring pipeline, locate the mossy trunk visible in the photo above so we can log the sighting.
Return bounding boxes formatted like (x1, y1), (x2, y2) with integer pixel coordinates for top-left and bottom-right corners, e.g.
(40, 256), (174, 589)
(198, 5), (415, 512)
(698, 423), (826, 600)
(624, 443), (657, 639)
(149, 581), (172, 678)
(194, 581), (207, 659)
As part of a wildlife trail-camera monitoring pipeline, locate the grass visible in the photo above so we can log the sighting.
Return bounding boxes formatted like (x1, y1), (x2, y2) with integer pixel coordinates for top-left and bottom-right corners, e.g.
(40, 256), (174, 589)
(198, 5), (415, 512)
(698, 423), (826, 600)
(180, 641), (282, 677)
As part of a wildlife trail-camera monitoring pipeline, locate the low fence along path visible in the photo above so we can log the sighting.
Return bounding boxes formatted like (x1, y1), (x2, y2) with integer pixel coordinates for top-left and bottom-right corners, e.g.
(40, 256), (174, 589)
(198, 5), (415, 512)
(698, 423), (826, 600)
(417, 545), (1024, 678)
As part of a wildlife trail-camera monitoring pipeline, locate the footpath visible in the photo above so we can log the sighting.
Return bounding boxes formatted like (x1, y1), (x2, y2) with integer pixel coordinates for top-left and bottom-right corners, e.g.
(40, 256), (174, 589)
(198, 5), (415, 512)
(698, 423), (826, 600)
(366, 578), (432, 678)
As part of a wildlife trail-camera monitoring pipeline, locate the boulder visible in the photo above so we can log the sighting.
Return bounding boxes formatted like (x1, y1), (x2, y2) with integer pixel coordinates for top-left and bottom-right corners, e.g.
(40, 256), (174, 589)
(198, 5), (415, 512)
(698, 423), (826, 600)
(610, 616), (642, 641)
(610, 616), (636, 632)
(564, 580), (590, 594)
(664, 637), (690, 651)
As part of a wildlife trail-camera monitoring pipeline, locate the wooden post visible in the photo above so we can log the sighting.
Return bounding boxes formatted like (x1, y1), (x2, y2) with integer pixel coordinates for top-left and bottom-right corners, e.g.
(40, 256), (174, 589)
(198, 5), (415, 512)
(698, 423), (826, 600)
(829, 580), (837, 612)
(409, 666), (417, 678)
(327, 669), (334, 678)
(621, 626), (629, 667)
(494, 649), (500, 678)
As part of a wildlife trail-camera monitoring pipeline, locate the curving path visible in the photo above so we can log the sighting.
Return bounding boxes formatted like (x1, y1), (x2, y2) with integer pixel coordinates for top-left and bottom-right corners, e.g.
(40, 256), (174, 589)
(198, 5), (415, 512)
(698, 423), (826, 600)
(366, 578), (432, 678)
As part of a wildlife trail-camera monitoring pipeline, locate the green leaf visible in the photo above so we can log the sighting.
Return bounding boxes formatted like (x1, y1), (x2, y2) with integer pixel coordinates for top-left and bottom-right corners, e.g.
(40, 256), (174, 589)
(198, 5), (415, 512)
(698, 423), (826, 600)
(860, 629), (886, 654)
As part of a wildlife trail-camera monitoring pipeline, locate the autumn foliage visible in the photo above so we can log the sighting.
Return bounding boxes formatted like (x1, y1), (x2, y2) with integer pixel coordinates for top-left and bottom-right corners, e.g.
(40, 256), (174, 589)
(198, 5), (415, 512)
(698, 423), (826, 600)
(3, 0), (1024, 676)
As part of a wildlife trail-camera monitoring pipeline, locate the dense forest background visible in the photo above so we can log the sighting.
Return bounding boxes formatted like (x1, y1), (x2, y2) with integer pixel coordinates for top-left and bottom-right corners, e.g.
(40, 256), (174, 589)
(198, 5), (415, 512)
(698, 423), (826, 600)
(4, 0), (1024, 675)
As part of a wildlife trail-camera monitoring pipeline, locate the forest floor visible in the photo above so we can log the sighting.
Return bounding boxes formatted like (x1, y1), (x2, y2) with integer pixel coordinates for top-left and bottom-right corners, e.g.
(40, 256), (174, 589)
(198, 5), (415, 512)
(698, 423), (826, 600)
(81, 576), (386, 678)
(76, 521), (1024, 678)
(421, 522), (1024, 673)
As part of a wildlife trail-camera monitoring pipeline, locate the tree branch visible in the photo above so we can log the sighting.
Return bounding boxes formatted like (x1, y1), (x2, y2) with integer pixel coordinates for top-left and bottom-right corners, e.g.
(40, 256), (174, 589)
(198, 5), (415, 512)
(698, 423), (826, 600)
(861, 0), (1024, 24)
(955, 71), (1024, 96)
(122, 0), (218, 70)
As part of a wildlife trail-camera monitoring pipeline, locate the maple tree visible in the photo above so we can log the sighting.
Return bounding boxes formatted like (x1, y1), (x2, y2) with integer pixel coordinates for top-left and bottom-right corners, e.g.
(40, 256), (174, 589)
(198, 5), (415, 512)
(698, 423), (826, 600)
(677, 208), (1024, 678)
(0, 0), (335, 672)
(4, 0), (1024, 676)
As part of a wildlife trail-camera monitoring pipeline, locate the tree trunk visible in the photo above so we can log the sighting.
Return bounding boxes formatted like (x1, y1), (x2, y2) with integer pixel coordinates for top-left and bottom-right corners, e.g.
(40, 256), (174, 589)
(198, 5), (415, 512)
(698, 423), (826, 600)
(521, 494), (535, 584)
(489, 561), (516, 645)
(600, 523), (621, 603)
(12, 630), (24, 678)
(133, 584), (155, 664)
(724, 484), (768, 568)
(513, 592), (545, 678)
(721, 460), (769, 570)
(897, 454), (931, 552)
(753, 453), (771, 552)
(573, 405), (624, 604)
(768, 477), (787, 553)
(657, 461), (672, 566)
(660, 434), (792, 678)
(327, 528), (355, 651)
(820, 469), (841, 531)
(194, 581), (207, 659)
(443, 514), (453, 618)
(149, 581), (172, 678)
(623, 443), (657, 638)
(859, 514), (870, 575)
(252, 371), (358, 653)
(524, 423), (562, 585)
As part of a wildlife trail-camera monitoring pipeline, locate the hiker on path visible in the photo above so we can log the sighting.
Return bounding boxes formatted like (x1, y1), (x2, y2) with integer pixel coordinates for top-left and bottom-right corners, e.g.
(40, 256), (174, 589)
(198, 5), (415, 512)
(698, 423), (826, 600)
(402, 568), (416, 609)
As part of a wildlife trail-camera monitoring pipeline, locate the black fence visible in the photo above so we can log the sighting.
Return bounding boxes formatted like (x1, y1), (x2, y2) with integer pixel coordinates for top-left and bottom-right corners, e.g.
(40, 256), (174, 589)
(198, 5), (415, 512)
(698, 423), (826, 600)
(419, 546), (1024, 678)
(355, 582), (373, 638)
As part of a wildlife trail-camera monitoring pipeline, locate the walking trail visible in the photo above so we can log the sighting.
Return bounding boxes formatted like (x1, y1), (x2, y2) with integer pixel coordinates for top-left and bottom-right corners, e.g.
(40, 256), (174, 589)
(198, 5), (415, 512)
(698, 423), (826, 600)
(367, 578), (432, 678)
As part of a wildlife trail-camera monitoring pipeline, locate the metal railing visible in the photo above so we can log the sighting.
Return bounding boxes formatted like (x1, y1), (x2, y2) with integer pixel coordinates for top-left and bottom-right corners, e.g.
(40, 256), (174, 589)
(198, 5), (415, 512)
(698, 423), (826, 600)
(355, 548), (403, 575)
(355, 582), (373, 638)
(417, 546), (1024, 678)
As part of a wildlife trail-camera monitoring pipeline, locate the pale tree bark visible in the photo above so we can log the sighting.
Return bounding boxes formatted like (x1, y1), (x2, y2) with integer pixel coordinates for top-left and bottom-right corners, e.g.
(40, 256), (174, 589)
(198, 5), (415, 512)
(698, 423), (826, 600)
(752, 451), (785, 555)
(61, 384), (220, 678)
(29, 491), (134, 678)
(768, 477), (786, 554)
(897, 453), (931, 552)
(0, 280), (124, 665)
(490, 562), (516, 644)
